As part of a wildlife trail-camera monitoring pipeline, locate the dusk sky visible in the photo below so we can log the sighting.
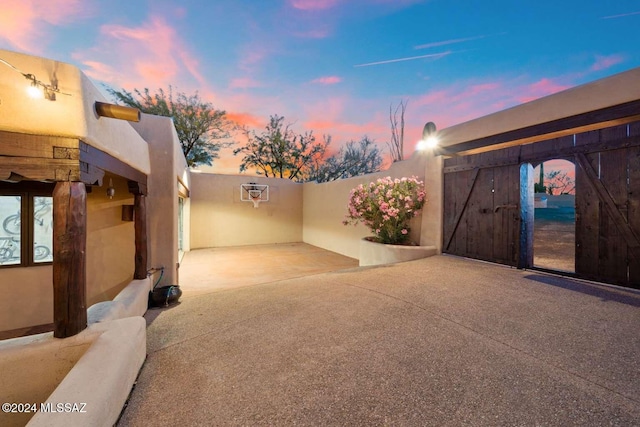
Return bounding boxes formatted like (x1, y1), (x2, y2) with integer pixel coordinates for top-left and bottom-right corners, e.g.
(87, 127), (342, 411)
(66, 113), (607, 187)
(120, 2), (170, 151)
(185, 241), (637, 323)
(1, 0), (639, 173)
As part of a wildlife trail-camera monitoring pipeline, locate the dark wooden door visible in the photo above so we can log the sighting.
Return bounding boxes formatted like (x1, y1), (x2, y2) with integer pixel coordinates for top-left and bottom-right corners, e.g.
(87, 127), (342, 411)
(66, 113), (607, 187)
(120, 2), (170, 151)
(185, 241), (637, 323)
(443, 149), (521, 267)
(574, 123), (640, 288)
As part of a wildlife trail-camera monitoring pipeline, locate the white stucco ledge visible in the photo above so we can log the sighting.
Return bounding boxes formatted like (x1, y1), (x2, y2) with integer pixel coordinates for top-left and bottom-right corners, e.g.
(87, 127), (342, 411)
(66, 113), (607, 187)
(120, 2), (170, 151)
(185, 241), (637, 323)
(359, 238), (437, 267)
(87, 278), (150, 324)
(26, 317), (146, 427)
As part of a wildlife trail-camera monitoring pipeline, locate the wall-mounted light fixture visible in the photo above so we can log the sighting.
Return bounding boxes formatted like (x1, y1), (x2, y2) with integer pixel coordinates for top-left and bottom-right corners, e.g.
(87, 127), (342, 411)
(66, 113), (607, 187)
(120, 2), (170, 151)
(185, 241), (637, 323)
(106, 178), (115, 199)
(0, 57), (69, 101)
(416, 121), (438, 150)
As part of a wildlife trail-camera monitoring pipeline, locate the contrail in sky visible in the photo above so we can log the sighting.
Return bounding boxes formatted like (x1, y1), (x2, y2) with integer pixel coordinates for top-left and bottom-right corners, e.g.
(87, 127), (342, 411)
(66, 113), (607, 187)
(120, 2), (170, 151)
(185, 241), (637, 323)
(602, 11), (640, 19)
(354, 51), (451, 68)
(414, 35), (487, 50)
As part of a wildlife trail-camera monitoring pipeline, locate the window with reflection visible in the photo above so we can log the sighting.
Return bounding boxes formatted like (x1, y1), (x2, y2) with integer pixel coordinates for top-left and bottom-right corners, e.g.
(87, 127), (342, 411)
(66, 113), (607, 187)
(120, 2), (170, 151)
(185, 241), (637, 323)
(0, 195), (22, 266)
(0, 185), (54, 267)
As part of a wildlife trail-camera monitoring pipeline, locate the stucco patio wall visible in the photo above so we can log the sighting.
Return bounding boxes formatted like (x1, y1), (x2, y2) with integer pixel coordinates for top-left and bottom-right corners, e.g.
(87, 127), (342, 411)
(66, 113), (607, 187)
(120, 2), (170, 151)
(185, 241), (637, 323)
(302, 153), (439, 259)
(189, 173), (302, 248)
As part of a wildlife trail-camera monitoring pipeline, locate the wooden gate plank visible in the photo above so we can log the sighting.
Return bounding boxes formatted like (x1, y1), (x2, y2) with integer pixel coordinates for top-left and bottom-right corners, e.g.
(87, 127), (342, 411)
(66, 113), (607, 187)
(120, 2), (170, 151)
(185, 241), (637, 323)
(576, 152), (640, 264)
(598, 125), (629, 284)
(575, 131), (601, 279)
(628, 122), (640, 286)
(444, 167), (480, 252)
(467, 152), (495, 260)
(492, 163), (519, 265)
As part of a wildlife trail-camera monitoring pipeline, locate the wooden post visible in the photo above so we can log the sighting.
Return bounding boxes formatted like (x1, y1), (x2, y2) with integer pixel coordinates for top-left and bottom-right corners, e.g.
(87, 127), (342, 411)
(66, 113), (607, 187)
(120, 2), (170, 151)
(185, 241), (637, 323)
(133, 193), (147, 280)
(53, 182), (87, 338)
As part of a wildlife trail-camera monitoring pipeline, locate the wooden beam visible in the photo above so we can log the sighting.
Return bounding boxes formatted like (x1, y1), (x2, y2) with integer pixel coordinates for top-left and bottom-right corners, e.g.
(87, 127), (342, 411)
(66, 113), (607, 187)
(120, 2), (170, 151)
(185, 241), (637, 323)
(0, 130), (78, 158)
(0, 157), (81, 182)
(127, 180), (148, 196)
(79, 142), (147, 189)
(575, 153), (640, 263)
(443, 133), (640, 174)
(133, 193), (148, 280)
(439, 100), (640, 156)
(177, 175), (190, 198)
(53, 181), (87, 338)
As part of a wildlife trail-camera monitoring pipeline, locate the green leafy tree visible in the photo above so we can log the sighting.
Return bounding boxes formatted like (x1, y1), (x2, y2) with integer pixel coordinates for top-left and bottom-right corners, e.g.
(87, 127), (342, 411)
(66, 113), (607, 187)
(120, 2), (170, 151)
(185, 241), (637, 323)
(233, 115), (329, 182)
(310, 136), (383, 183)
(107, 86), (234, 167)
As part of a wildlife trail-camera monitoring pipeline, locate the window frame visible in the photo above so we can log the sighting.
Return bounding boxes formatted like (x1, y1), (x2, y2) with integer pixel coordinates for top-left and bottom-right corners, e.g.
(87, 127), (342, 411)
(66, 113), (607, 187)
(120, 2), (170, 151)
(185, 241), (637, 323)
(0, 182), (55, 268)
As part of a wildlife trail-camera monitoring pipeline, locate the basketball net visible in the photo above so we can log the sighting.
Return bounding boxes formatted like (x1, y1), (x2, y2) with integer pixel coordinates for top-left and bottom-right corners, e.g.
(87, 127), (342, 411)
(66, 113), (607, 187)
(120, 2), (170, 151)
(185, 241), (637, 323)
(249, 189), (262, 208)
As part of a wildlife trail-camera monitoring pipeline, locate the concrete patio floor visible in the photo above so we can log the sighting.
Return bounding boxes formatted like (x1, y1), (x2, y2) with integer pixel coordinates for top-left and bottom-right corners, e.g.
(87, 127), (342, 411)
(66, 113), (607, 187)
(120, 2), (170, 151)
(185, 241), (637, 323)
(118, 245), (640, 426)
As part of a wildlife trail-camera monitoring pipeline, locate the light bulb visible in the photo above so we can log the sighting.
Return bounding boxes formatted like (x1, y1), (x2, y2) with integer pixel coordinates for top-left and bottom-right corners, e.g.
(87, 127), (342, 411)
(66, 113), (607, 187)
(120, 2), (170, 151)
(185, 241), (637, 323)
(27, 84), (42, 98)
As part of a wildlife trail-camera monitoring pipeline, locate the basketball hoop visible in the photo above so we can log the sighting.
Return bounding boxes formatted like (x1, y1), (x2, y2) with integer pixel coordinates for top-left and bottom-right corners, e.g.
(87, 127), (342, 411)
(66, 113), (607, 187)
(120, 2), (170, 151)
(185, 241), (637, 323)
(241, 183), (269, 208)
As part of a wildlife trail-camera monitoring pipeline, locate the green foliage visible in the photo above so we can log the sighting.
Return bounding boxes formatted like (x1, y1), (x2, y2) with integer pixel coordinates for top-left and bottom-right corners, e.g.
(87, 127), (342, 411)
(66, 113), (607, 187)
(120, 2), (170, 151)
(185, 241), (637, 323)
(233, 115), (329, 182)
(343, 177), (426, 244)
(107, 86), (234, 167)
(310, 136), (383, 183)
(534, 182), (547, 194)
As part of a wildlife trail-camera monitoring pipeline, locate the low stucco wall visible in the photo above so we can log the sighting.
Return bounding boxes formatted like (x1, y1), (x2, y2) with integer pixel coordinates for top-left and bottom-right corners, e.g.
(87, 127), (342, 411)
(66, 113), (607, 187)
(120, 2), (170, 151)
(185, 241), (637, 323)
(190, 173), (303, 248)
(0, 279), (149, 427)
(302, 154), (431, 259)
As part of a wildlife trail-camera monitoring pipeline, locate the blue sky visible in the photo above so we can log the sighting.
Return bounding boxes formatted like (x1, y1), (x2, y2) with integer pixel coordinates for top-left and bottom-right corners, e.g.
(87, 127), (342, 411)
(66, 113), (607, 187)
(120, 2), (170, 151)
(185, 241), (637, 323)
(1, 0), (639, 172)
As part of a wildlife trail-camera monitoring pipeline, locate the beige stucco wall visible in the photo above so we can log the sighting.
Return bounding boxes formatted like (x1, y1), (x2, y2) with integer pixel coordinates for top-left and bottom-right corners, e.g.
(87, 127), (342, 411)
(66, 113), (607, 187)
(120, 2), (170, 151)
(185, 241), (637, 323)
(86, 174), (136, 307)
(0, 267), (53, 332)
(302, 154), (431, 259)
(439, 67), (640, 147)
(189, 174), (302, 248)
(131, 113), (189, 287)
(0, 48), (150, 175)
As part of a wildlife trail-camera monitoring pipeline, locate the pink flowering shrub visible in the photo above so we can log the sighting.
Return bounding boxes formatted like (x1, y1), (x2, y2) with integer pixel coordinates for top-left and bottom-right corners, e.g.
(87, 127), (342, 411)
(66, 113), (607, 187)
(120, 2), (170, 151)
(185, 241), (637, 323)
(343, 176), (426, 244)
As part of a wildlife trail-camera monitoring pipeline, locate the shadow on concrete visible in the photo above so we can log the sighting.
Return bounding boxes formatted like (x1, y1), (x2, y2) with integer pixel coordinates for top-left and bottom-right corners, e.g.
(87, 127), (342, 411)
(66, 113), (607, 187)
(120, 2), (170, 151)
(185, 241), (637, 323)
(524, 273), (640, 307)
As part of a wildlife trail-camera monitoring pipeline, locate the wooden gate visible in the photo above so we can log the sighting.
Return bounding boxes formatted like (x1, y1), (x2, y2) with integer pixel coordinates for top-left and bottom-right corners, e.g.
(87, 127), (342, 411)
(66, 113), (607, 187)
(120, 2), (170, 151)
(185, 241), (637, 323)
(574, 123), (640, 288)
(442, 121), (640, 289)
(443, 148), (522, 267)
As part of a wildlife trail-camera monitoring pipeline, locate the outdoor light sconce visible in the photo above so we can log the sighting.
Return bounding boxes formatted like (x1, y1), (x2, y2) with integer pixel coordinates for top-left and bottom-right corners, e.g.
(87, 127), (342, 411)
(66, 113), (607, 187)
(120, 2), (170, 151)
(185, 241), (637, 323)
(0, 57), (68, 101)
(417, 121), (438, 150)
(106, 178), (116, 199)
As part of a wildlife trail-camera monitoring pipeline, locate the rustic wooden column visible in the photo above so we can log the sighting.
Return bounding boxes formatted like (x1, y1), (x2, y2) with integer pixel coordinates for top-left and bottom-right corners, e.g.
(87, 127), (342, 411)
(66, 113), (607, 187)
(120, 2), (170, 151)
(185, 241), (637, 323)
(133, 192), (148, 279)
(53, 181), (87, 338)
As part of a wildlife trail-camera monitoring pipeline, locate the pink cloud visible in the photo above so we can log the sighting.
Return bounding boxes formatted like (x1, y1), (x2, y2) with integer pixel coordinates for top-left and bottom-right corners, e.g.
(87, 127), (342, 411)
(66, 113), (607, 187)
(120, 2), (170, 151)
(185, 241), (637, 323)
(0, 0), (90, 53)
(517, 78), (571, 103)
(226, 112), (264, 129)
(230, 77), (263, 89)
(290, 0), (339, 10)
(74, 15), (209, 93)
(311, 76), (342, 85)
(238, 45), (272, 73)
(590, 54), (625, 71)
